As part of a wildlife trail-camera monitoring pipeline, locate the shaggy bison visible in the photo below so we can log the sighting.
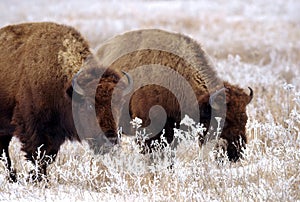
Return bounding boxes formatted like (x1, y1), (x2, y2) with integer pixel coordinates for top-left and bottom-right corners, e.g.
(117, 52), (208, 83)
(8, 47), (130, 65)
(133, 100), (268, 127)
(97, 29), (253, 161)
(0, 22), (131, 182)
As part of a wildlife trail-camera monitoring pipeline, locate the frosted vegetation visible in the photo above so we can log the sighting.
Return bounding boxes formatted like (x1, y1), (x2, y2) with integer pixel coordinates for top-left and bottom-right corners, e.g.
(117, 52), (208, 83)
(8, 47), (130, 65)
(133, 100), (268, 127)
(0, 0), (299, 201)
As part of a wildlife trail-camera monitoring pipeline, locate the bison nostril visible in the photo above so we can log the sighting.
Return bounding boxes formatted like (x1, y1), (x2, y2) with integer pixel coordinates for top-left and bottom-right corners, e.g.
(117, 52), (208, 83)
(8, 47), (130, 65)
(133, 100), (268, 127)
(108, 137), (118, 145)
(105, 130), (116, 137)
(105, 130), (118, 144)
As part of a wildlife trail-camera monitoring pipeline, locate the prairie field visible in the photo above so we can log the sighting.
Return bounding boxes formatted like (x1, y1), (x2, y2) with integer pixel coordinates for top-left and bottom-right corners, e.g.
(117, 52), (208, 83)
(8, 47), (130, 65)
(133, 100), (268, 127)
(0, 0), (299, 201)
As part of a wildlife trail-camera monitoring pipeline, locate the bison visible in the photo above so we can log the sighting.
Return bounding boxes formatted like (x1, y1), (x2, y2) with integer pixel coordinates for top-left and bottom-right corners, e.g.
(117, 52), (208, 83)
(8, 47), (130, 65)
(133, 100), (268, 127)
(0, 22), (131, 182)
(96, 29), (253, 162)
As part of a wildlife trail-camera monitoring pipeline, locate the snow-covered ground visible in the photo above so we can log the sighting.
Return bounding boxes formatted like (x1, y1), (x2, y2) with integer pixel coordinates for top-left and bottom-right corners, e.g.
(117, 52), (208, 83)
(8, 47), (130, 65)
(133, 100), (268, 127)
(0, 0), (299, 201)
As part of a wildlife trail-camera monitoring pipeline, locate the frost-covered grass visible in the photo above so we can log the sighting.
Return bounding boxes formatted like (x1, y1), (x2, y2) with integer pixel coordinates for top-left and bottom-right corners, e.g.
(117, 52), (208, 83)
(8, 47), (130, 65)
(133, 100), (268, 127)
(0, 0), (300, 201)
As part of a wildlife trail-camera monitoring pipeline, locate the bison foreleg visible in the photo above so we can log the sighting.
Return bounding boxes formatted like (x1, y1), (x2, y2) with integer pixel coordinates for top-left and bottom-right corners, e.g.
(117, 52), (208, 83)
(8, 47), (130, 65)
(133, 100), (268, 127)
(15, 109), (63, 182)
(226, 136), (246, 162)
(28, 162), (48, 183)
(141, 118), (179, 169)
(142, 118), (178, 152)
(24, 144), (58, 183)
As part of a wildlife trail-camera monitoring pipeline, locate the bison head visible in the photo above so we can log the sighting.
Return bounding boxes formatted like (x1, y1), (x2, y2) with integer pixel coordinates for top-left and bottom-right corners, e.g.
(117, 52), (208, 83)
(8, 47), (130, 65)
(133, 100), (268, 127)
(199, 82), (253, 161)
(68, 63), (132, 154)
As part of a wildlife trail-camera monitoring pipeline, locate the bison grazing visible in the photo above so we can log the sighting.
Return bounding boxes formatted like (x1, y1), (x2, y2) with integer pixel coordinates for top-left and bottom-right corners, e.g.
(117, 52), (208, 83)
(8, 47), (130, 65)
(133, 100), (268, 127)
(0, 22), (131, 182)
(97, 29), (253, 162)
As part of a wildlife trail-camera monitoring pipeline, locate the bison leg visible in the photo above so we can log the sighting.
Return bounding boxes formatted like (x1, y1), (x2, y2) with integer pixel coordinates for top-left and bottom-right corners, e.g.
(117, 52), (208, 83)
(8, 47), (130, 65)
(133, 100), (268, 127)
(140, 118), (179, 169)
(226, 137), (246, 162)
(0, 134), (17, 182)
(24, 145), (59, 182)
(143, 118), (179, 152)
(18, 125), (62, 182)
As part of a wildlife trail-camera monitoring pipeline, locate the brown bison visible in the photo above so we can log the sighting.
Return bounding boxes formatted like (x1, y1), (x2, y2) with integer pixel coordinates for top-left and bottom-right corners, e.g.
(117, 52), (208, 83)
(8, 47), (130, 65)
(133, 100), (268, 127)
(0, 22), (131, 182)
(97, 29), (253, 162)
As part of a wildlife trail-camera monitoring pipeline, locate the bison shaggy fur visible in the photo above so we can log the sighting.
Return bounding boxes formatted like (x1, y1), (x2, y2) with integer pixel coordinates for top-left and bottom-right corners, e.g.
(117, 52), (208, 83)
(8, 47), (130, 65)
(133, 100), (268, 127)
(97, 29), (253, 162)
(0, 22), (128, 182)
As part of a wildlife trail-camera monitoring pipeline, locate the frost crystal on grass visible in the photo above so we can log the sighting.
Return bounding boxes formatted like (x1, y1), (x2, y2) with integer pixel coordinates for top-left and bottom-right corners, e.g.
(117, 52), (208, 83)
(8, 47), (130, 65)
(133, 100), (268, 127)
(293, 92), (300, 107)
(195, 123), (207, 137)
(177, 115), (206, 141)
(130, 117), (143, 129)
(283, 82), (295, 91)
(180, 114), (196, 127)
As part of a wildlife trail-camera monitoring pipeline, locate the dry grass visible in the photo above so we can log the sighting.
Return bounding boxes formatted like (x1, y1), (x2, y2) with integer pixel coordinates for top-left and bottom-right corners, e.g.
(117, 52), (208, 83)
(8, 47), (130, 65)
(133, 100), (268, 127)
(0, 0), (299, 201)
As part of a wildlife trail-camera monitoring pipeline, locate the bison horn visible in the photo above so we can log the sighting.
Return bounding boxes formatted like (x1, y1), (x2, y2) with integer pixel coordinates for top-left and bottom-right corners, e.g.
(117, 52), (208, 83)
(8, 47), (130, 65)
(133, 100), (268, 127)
(247, 87), (253, 103)
(122, 71), (133, 96)
(209, 88), (227, 110)
(72, 70), (85, 96)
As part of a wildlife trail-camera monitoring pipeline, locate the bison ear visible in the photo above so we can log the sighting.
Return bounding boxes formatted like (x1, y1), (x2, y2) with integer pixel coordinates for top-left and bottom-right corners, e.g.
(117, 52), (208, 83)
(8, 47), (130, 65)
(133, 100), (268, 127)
(66, 85), (84, 102)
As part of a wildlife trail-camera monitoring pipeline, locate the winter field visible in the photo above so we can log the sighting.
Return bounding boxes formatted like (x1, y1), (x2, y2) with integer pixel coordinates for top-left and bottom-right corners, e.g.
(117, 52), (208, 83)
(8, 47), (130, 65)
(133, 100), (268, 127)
(0, 0), (300, 201)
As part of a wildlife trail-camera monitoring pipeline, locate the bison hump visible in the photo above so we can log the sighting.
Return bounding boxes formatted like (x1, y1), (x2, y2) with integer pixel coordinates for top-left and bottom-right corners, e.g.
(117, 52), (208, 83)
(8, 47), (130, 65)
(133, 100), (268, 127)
(96, 29), (222, 93)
